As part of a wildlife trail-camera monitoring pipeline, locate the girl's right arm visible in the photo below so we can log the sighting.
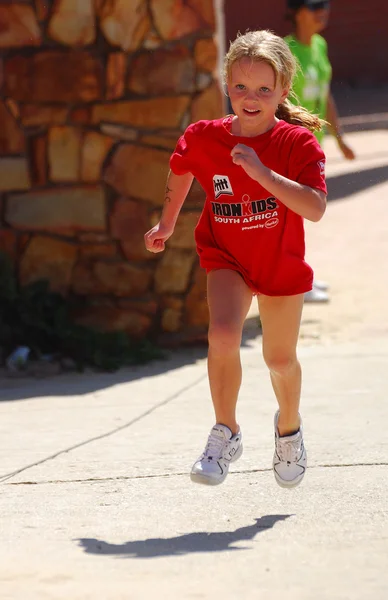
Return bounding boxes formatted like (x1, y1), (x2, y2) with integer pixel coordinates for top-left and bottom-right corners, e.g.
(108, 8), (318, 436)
(144, 169), (194, 253)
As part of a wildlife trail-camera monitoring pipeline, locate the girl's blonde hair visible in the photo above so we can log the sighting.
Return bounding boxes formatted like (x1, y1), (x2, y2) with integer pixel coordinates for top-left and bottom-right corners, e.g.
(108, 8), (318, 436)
(223, 29), (326, 133)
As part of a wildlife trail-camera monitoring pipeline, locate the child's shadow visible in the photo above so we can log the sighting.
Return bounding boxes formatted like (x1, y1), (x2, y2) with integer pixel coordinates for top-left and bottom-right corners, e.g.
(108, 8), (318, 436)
(77, 514), (291, 559)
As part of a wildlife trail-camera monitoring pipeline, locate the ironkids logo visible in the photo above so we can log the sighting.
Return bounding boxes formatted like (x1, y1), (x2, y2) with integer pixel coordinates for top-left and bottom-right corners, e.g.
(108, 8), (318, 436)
(213, 175), (234, 199)
(211, 194), (279, 228)
(211, 195), (278, 218)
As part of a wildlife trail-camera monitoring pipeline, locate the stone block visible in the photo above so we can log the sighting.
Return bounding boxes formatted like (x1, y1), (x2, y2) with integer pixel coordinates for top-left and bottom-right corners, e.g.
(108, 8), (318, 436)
(99, 0), (149, 51)
(196, 72), (213, 91)
(110, 198), (154, 261)
(92, 96), (190, 129)
(189, 0), (216, 29)
(185, 177), (206, 209)
(19, 104), (69, 127)
(150, 0), (202, 40)
(72, 261), (152, 297)
(35, 0), (50, 21)
(79, 243), (118, 259)
(75, 304), (152, 338)
(191, 81), (224, 122)
(106, 52), (126, 100)
(185, 264), (208, 327)
(118, 298), (158, 316)
(195, 38), (218, 72)
(20, 235), (78, 294)
(30, 134), (47, 186)
(169, 211), (200, 249)
(48, 126), (81, 182)
(69, 106), (91, 125)
(161, 296), (184, 332)
(0, 158), (31, 191)
(18, 234), (30, 255)
(0, 5), (41, 48)
(143, 28), (163, 50)
(104, 144), (170, 205)
(78, 233), (110, 243)
(154, 249), (195, 294)
(139, 133), (180, 151)
(0, 101), (25, 155)
(0, 229), (17, 262)
(3, 98), (19, 120)
(48, 0), (96, 46)
(99, 124), (137, 142)
(128, 45), (194, 95)
(81, 132), (114, 182)
(6, 187), (106, 235)
(4, 52), (103, 103)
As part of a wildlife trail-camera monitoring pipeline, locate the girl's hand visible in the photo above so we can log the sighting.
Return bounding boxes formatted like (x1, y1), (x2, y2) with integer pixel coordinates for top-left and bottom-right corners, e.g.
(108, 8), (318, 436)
(144, 222), (174, 253)
(338, 138), (356, 160)
(230, 144), (266, 180)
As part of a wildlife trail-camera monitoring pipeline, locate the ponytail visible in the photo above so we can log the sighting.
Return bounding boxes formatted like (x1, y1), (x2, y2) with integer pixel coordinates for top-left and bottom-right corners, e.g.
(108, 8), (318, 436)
(276, 98), (327, 133)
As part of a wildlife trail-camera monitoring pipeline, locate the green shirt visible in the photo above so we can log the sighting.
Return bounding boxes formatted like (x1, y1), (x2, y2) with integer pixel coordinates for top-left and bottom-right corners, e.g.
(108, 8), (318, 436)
(285, 34), (332, 144)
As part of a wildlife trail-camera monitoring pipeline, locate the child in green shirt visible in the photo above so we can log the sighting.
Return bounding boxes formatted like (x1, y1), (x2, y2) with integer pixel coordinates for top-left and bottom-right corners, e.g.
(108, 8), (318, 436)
(285, 0), (355, 158)
(285, 0), (355, 302)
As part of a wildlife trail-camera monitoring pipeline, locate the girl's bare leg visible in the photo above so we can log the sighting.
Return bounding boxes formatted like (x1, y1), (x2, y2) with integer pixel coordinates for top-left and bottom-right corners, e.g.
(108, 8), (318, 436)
(207, 269), (253, 435)
(257, 294), (304, 436)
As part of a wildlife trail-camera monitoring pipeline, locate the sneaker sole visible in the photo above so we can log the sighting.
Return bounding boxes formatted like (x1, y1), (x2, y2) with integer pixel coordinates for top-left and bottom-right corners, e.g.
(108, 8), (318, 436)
(190, 444), (243, 486)
(190, 472), (225, 486)
(273, 470), (305, 489)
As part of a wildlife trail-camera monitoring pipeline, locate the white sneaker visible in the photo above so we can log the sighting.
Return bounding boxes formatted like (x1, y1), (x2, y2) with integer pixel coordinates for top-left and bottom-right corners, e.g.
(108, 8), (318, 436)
(190, 424), (243, 486)
(304, 284), (329, 303)
(273, 411), (307, 488)
(313, 279), (329, 291)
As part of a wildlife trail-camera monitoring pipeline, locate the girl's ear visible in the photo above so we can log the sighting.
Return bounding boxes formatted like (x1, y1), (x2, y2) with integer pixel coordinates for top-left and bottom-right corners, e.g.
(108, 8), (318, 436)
(280, 87), (290, 103)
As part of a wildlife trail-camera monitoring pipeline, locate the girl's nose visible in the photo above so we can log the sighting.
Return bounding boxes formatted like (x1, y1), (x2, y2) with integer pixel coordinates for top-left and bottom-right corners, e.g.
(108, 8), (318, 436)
(245, 89), (258, 100)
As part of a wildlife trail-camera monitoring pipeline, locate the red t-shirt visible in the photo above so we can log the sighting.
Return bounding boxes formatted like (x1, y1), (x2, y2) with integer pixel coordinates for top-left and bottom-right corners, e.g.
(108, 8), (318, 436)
(170, 116), (327, 296)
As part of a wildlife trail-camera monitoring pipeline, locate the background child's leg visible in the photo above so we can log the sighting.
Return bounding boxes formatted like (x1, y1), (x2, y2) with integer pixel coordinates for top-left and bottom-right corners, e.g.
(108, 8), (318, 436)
(207, 269), (252, 434)
(257, 294), (304, 436)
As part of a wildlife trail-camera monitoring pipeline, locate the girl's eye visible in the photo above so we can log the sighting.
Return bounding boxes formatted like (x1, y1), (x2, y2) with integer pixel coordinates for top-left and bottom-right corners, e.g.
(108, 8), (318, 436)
(236, 84), (245, 90)
(261, 87), (270, 93)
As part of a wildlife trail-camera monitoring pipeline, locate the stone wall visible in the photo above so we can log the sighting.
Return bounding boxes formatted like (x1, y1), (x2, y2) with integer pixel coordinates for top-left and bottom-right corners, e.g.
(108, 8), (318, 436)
(0, 0), (225, 344)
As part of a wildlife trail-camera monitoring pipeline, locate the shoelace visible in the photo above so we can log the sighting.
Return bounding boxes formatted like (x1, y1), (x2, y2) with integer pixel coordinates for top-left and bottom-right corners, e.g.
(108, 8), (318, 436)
(203, 432), (226, 461)
(276, 437), (301, 463)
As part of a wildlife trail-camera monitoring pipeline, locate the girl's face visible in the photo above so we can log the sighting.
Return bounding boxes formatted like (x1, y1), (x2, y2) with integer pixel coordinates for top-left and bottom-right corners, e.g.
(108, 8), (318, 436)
(296, 6), (330, 34)
(228, 58), (289, 136)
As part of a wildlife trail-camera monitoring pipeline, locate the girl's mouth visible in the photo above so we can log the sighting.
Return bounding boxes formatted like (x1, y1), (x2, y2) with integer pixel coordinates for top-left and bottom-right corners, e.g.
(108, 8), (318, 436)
(243, 108), (261, 116)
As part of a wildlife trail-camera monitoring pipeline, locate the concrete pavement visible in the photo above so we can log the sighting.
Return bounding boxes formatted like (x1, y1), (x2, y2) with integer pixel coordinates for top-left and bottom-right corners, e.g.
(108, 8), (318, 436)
(0, 126), (388, 600)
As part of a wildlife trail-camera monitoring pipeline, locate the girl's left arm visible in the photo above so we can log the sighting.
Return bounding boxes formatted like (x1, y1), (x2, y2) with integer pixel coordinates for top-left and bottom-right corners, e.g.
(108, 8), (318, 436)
(231, 143), (326, 222)
(254, 167), (326, 222)
(327, 93), (356, 161)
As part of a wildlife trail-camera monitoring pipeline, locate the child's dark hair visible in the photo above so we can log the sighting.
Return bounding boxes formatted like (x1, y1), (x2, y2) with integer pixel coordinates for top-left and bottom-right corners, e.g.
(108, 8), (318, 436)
(224, 30), (326, 133)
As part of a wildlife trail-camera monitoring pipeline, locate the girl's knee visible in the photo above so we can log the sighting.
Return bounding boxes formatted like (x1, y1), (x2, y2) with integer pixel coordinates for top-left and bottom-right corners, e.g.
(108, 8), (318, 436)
(208, 321), (242, 354)
(263, 352), (299, 375)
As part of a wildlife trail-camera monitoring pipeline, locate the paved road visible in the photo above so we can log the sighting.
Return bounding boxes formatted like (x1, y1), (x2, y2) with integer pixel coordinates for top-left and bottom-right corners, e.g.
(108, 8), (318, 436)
(0, 127), (387, 600)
